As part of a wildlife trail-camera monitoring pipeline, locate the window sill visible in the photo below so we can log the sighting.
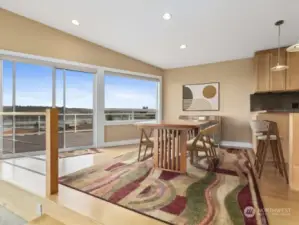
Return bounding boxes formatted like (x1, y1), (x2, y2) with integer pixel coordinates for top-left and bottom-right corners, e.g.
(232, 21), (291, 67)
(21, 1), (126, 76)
(104, 120), (157, 126)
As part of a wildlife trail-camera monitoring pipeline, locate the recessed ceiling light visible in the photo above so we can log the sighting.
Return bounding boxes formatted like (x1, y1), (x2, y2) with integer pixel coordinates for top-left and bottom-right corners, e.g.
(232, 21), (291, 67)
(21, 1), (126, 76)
(180, 44), (187, 49)
(72, 20), (80, 26)
(163, 13), (171, 20)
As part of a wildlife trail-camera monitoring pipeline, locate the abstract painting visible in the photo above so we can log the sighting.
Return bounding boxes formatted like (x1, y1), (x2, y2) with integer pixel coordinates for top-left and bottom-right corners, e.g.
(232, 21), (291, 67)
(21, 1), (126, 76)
(183, 82), (219, 111)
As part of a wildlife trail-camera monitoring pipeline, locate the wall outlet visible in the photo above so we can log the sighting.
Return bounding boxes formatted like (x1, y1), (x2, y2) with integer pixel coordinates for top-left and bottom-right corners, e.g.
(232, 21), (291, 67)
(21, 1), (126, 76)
(36, 203), (42, 216)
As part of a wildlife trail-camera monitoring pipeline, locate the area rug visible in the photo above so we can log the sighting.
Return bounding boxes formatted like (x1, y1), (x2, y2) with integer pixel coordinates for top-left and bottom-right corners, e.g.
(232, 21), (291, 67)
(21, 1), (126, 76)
(59, 149), (268, 225)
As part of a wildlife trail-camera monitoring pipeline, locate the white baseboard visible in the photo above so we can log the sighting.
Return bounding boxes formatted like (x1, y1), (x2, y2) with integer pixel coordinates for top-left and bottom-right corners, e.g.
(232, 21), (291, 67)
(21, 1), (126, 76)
(101, 139), (253, 149)
(101, 139), (140, 147)
(220, 141), (253, 149)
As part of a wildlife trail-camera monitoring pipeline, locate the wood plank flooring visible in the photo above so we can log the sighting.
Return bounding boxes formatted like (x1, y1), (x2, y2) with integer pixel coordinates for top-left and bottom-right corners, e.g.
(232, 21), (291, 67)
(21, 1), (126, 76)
(27, 214), (65, 225)
(0, 145), (298, 225)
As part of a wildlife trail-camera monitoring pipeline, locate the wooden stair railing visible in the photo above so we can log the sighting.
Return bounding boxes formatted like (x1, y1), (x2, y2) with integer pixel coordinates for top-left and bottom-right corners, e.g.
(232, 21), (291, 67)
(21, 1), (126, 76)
(0, 109), (59, 196)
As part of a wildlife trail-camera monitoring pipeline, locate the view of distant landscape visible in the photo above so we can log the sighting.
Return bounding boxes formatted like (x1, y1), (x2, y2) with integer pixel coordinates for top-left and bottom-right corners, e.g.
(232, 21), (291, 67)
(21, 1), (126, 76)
(2, 106), (155, 134)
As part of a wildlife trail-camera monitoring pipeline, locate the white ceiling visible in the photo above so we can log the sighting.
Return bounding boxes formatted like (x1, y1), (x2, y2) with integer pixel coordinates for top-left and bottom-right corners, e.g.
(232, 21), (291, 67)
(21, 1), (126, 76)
(1, 0), (299, 69)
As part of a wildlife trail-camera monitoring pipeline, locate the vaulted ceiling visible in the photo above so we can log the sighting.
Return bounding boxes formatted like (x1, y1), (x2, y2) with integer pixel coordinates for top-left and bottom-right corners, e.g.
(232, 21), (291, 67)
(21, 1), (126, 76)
(1, 0), (299, 69)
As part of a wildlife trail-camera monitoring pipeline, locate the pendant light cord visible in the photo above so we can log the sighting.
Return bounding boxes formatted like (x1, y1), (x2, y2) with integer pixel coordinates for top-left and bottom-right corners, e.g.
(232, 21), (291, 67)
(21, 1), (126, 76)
(278, 24), (281, 64)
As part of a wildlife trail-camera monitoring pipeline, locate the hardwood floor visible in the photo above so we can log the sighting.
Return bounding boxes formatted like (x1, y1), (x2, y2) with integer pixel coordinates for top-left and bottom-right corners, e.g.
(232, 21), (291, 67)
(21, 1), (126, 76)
(0, 145), (298, 225)
(257, 162), (299, 225)
(27, 214), (65, 225)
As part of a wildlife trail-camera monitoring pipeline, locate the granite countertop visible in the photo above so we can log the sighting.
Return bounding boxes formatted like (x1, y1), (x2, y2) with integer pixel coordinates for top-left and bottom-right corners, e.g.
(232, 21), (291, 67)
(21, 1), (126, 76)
(251, 109), (299, 113)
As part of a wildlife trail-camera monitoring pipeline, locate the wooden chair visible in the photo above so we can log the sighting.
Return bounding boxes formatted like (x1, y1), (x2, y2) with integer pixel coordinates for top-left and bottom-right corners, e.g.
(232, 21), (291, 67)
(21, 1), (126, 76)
(187, 124), (219, 170)
(138, 128), (154, 161)
(251, 120), (288, 183)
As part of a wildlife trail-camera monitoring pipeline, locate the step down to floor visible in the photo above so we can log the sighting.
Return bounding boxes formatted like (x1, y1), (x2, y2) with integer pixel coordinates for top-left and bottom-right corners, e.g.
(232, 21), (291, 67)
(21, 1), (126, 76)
(26, 214), (65, 225)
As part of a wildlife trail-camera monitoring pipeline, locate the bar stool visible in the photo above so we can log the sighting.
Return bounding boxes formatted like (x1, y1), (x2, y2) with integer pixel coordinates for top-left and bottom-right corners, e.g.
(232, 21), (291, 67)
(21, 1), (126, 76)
(251, 120), (288, 184)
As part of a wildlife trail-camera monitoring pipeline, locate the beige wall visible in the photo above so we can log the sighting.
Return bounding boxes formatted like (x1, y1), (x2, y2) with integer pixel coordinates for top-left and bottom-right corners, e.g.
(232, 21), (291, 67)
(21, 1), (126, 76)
(0, 9), (163, 76)
(0, 8), (256, 143)
(104, 125), (141, 142)
(163, 58), (255, 142)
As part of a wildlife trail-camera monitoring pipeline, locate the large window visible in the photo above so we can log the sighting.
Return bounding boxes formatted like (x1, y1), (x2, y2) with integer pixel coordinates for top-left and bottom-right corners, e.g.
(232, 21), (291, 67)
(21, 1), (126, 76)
(0, 56), (161, 156)
(1, 60), (94, 155)
(2, 60), (13, 154)
(56, 69), (94, 148)
(104, 73), (159, 122)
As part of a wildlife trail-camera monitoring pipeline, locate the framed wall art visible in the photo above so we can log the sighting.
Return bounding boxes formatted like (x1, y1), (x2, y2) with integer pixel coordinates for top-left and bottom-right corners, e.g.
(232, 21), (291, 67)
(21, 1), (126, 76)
(182, 82), (220, 111)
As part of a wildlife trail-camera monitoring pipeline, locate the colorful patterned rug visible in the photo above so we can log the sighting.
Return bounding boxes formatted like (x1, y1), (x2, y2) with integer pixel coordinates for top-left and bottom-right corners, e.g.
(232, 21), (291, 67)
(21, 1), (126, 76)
(59, 149), (268, 225)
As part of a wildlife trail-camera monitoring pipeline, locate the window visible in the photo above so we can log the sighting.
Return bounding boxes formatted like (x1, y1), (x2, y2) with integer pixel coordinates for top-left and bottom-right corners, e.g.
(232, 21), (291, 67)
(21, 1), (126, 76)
(104, 73), (159, 122)
(2, 60), (13, 154)
(14, 62), (52, 153)
(55, 68), (94, 149)
(0, 55), (161, 156)
(1, 60), (95, 155)
(57, 69), (94, 148)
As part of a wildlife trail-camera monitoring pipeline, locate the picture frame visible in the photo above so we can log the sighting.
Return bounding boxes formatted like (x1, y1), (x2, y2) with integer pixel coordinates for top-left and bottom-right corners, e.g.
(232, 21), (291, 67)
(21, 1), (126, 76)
(182, 82), (220, 111)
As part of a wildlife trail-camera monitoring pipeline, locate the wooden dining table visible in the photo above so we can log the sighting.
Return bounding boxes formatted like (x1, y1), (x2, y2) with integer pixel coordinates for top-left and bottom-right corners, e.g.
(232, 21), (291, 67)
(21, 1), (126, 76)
(136, 120), (215, 173)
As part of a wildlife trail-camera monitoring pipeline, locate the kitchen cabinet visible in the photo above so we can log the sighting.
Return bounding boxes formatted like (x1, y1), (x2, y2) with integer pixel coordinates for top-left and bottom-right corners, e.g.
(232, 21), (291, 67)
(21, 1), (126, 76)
(255, 52), (270, 92)
(255, 48), (290, 92)
(269, 49), (287, 91)
(286, 52), (299, 90)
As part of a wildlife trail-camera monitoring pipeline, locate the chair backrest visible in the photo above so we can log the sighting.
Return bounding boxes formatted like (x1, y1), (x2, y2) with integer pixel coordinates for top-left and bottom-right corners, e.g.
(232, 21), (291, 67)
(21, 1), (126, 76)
(250, 120), (270, 133)
(141, 128), (153, 142)
(190, 123), (219, 148)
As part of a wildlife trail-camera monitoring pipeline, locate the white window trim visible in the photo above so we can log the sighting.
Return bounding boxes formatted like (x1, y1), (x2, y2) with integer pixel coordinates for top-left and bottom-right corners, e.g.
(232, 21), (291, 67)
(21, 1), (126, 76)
(0, 60), (3, 154)
(0, 49), (163, 148)
(104, 119), (157, 126)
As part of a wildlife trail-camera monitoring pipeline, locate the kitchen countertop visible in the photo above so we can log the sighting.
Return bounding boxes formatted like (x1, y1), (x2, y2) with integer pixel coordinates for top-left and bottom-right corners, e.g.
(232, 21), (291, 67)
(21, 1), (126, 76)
(252, 110), (299, 113)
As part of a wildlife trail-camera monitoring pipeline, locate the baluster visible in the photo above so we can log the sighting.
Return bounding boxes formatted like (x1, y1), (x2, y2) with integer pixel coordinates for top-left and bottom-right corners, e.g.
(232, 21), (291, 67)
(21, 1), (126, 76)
(172, 130), (175, 170)
(168, 129), (171, 169)
(176, 130), (180, 171)
(160, 129), (164, 168)
(180, 130), (187, 173)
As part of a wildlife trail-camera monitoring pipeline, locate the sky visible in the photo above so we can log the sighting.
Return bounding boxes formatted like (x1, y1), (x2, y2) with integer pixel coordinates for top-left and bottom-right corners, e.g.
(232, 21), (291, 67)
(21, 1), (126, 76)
(2, 61), (157, 109)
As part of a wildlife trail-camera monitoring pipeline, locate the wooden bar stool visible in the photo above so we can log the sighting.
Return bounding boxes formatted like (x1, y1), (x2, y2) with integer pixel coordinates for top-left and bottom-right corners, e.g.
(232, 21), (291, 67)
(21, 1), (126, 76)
(251, 120), (288, 184)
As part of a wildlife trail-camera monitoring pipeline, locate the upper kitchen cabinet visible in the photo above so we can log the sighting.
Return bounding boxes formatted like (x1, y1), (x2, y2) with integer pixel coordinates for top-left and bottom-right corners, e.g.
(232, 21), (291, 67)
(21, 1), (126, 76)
(286, 52), (299, 90)
(255, 48), (287, 92)
(255, 51), (270, 92)
(269, 49), (287, 91)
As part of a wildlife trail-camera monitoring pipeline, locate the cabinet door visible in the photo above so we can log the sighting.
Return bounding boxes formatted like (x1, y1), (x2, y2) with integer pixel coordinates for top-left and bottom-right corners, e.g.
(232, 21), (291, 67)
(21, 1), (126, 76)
(270, 49), (287, 91)
(255, 53), (270, 92)
(286, 52), (299, 90)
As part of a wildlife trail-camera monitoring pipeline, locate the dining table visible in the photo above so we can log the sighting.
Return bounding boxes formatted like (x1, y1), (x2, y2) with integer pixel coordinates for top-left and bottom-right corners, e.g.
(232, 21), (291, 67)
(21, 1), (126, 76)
(136, 120), (217, 173)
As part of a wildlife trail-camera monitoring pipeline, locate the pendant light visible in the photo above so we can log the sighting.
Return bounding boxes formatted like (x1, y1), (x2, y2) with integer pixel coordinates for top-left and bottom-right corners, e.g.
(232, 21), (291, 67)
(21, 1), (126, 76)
(287, 40), (299, 52)
(271, 20), (289, 72)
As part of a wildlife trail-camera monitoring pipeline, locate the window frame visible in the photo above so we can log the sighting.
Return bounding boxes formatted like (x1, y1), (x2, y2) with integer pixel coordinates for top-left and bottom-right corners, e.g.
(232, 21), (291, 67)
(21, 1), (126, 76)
(0, 50), (162, 152)
(103, 72), (160, 125)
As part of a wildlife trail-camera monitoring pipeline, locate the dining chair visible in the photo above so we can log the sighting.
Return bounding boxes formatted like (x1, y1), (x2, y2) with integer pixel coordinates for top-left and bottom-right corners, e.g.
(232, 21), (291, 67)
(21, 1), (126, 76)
(186, 124), (219, 170)
(137, 128), (154, 161)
